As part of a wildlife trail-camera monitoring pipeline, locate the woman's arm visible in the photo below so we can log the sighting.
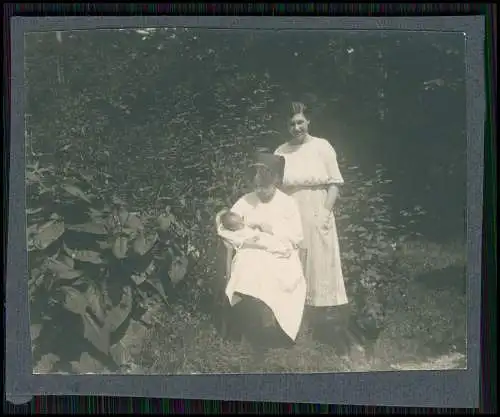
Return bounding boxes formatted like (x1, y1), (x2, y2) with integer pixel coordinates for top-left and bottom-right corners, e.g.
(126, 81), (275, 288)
(318, 138), (344, 212)
(217, 228), (254, 250)
(324, 183), (340, 212)
(220, 232), (271, 251)
(240, 239), (270, 250)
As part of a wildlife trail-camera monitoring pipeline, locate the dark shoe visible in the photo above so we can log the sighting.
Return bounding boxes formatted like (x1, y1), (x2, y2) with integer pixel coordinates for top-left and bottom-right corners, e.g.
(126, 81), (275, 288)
(215, 303), (244, 342)
(223, 320), (244, 342)
(312, 324), (350, 355)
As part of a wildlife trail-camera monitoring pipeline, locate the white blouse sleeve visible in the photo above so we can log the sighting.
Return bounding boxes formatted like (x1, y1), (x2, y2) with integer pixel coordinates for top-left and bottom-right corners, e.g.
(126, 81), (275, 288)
(317, 138), (344, 185)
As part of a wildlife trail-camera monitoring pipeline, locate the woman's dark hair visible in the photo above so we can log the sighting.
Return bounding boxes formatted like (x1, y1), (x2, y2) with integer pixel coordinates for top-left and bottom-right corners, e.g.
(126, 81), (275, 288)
(291, 101), (309, 119)
(254, 165), (279, 188)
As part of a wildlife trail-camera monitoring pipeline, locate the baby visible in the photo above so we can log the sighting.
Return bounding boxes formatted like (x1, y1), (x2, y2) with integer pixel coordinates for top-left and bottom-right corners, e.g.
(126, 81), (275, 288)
(219, 210), (292, 258)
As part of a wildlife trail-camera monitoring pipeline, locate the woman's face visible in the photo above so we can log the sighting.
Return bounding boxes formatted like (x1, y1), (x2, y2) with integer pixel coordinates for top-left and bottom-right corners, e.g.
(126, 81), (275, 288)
(289, 113), (310, 141)
(255, 184), (277, 203)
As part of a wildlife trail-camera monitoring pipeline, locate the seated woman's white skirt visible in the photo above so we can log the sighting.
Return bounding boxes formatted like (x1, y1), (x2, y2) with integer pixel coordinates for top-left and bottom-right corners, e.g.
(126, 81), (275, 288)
(225, 248), (307, 341)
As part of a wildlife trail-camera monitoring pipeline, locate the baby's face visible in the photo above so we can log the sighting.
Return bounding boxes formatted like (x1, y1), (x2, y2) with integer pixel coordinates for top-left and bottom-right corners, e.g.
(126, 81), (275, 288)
(224, 213), (245, 230)
(230, 214), (244, 229)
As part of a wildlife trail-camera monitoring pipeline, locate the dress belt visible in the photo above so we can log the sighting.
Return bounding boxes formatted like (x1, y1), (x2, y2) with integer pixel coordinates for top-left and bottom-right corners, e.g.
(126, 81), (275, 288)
(281, 184), (329, 193)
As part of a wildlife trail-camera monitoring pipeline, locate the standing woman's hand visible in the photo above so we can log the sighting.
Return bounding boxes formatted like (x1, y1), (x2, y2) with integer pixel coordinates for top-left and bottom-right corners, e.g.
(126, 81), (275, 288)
(319, 206), (333, 232)
(319, 183), (340, 231)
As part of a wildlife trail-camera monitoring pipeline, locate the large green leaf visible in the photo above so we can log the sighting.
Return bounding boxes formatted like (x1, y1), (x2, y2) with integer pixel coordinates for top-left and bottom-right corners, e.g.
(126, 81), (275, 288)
(112, 236), (129, 259)
(131, 258), (157, 286)
(59, 283), (111, 354)
(130, 273), (147, 285)
(59, 285), (87, 315)
(82, 312), (111, 355)
(67, 222), (109, 235)
(125, 213), (143, 231)
(105, 285), (133, 333)
(63, 242), (104, 264)
(47, 259), (84, 280)
(133, 231), (158, 256)
(114, 207), (129, 228)
(32, 220), (65, 250)
(59, 254), (75, 268)
(144, 260), (156, 276)
(26, 223), (39, 238)
(120, 227), (139, 237)
(145, 276), (169, 304)
(157, 213), (175, 232)
(70, 352), (108, 373)
(30, 323), (43, 342)
(85, 283), (107, 325)
(28, 271), (46, 301)
(26, 171), (41, 184)
(169, 255), (189, 286)
(33, 353), (61, 374)
(88, 207), (109, 220)
(96, 239), (112, 250)
(26, 207), (43, 215)
(61, 184), (92, 203)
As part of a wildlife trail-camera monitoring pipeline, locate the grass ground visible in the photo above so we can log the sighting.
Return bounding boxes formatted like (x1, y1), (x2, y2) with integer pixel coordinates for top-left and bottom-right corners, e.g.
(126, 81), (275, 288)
(126, 238), (467, 375)
(33, 237), (467, 375)
(131, 304), (465, 375)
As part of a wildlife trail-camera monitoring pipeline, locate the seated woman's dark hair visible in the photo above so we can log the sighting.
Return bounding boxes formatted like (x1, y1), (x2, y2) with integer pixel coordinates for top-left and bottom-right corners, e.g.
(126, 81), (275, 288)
(251, 153), (285, 187)
(254, 165), (279, 188)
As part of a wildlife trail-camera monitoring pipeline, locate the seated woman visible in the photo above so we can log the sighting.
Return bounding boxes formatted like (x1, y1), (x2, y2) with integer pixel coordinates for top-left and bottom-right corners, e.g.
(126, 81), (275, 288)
(216, 152), (307, 352)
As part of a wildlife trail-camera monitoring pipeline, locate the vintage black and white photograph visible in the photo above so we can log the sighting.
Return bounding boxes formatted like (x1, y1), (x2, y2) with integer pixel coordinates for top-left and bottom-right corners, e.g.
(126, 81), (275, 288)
(25, 27), (468, 375)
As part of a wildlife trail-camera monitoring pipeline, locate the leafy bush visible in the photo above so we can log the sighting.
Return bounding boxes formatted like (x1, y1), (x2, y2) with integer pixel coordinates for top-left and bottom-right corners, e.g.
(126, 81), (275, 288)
(335, 162), (466, 353)
(27, 160), (191, 371)
(334, 163), (399, 339)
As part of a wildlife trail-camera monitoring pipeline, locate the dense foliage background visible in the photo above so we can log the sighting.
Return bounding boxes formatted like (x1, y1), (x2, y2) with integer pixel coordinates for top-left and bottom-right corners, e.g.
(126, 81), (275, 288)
(25, 28), (468, 373)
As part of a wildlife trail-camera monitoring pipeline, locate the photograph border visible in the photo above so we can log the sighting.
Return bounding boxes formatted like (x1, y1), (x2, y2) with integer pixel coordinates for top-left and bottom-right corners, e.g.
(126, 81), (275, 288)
(6, 16), (485, 408)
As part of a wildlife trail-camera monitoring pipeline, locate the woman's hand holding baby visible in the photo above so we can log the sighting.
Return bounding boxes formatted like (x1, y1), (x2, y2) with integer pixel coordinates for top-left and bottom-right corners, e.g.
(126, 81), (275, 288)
(248, 221), (273, 234)
(247, 235), (260, 243)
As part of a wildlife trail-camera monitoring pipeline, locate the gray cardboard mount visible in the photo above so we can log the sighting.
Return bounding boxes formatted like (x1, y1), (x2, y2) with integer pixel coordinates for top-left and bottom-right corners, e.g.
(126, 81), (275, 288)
(6, 16), (484, 407)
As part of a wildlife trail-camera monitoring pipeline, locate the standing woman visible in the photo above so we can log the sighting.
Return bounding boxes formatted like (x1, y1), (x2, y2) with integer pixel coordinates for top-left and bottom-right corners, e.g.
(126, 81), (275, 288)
(274, 102), (350, 352)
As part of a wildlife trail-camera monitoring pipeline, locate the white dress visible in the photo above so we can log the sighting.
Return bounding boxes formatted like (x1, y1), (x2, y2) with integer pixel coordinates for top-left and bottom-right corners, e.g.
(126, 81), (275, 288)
(218, 189), (307, 341)
(275, 136), (348, 307)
